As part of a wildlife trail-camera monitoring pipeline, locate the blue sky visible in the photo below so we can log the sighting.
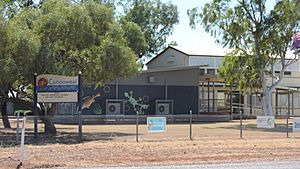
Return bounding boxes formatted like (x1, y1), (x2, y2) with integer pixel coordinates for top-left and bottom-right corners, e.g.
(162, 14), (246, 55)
(161, 0), (278, 55)
(161, 0), (226, 55)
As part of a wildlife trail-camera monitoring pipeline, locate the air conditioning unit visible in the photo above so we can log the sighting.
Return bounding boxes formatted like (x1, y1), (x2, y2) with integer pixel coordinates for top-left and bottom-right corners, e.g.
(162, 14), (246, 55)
(107, 102), (121, 115)
(157, 103), (170, 115)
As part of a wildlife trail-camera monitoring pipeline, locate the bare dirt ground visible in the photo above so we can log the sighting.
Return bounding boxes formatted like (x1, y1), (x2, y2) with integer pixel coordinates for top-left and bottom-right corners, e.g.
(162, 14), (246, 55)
(1, 119), (300, 169)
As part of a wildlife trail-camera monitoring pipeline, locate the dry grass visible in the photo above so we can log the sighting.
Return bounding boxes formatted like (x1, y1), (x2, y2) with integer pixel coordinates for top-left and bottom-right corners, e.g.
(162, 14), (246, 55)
(1, 119), (300, 169)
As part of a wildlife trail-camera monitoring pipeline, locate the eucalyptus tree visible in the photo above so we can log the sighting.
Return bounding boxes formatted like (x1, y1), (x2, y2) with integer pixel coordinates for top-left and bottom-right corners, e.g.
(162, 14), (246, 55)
(1, 0), (40, 18)
(67, 0), (179, 58)
(0, 0), (142, 133)
(0, 0), (179, 132)
(188, 0), (300, 116)
(0, 3), (40, 128)
(121, 0), (179, 57)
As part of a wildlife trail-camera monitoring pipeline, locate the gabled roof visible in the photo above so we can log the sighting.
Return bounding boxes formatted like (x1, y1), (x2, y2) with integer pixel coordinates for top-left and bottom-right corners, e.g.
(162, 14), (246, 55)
(145, 45), (228, 65)
(145, 46), (189, 65)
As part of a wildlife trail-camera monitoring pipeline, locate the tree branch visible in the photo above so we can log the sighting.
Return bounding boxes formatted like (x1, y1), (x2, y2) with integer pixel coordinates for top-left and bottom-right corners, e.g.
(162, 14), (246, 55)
(237, 0), (256, 23)
(250, 1), (258, 22)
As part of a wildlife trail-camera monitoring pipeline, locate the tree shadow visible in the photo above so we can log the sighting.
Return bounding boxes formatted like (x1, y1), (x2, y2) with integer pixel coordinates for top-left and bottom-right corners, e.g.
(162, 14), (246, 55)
(219, 123), (291, 132)
(0, 129), (137, 147)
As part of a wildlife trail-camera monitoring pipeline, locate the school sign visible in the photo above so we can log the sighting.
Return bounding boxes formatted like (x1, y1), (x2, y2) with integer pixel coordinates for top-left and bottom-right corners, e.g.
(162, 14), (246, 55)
(36, 74), (79, 103)
(147, 117), (167, 132)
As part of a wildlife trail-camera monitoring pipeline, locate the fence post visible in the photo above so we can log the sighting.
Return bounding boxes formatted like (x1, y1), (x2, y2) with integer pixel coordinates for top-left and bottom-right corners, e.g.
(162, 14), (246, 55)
(240, 110), (243, 139)
(286, 110), (289, 138)
(20, 117), (26, 164)
(239, 91), (243, 139)
(189, 110), (193, 141)
(136, 111), (139, 142)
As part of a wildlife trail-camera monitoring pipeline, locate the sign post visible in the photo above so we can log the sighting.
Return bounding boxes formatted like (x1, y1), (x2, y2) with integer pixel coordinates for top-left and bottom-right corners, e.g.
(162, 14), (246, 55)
(33, 73), (38, 138)
(78, 71), (82, 142)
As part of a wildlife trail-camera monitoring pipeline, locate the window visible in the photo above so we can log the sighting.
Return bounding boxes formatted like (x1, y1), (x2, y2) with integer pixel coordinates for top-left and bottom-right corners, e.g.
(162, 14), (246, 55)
(166, 55), (175, 63)
(199, 69), (205, 75)
(284, 71), (291, 76)
(274, 71), (292, 76)
(207, 69), (216, 75)
(148, 76), (155, 83)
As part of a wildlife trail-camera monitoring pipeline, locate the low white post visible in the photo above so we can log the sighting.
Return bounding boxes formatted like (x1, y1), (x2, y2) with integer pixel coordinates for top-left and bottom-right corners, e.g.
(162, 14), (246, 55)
(16, 112), (20, 143)
(20, 117), (26, 164)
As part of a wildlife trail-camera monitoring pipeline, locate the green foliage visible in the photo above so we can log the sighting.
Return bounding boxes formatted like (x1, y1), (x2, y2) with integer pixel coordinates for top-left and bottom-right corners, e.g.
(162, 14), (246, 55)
(218, 49), (261, 93)
(124, 91), (149, 114)
(0, 0), (180, 100)
(1, 0), (38, 18)
(0, 6), (39, 94)
(0, 0), (144, 97)
(121, 0), (179, 57)
(121, 20), (147, 57)
(35, 0), (141, 84)
(189, 0), (300, 92)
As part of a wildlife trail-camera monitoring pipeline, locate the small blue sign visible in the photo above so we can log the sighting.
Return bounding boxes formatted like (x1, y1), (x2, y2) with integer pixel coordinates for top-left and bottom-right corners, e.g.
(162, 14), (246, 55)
(36, 85), (78, 92)
(147, 117), (166, 132)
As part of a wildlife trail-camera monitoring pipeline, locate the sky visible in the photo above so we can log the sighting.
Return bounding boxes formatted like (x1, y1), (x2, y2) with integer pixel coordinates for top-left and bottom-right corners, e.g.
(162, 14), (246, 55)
(160, 0), (279, 56)
(160, 0), (228, 55)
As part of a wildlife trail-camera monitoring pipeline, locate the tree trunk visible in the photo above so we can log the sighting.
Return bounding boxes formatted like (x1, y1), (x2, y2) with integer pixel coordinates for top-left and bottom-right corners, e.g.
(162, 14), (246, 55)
(40, 116), (56, 135)
(5, 97), (57, 135)
(0, 91), (11, 128)
(261, 71), (273, 116)
(1, 100), (11, 128)
(40, 105), (56, 135)
(262, 87), (273, 116)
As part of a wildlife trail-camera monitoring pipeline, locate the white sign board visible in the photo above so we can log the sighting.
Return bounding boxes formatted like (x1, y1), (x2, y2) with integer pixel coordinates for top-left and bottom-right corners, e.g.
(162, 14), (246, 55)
(37, 92), (78, 103)
(257, 116), (275, 128)
(293, 118), (300, 132)
(147, 117), (166, 132)
(36, 74), (78, 103)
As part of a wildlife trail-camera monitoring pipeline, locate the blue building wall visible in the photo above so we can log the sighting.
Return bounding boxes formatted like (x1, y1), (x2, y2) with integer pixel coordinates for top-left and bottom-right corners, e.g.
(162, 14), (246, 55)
(81, 84), (198, 115)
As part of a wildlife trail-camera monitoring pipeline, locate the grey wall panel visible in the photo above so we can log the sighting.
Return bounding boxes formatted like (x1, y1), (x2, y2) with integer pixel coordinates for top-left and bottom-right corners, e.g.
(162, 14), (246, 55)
(167, 86), (198, 114)
(118, 85), (165, 115)
(111, 68), (199, 86)
(81, 85), (116, 115)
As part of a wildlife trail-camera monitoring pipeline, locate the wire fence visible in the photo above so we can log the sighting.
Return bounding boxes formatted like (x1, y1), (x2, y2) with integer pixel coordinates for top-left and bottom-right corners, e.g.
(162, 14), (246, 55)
(1, 112), (300, 147)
